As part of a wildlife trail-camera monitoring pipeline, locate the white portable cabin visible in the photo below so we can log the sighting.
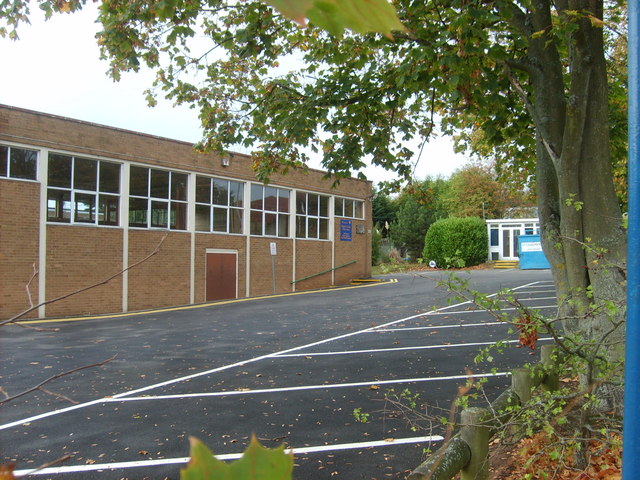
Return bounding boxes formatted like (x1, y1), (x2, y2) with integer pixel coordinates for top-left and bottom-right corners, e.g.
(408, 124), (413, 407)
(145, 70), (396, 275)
(486, 219), (540, 261)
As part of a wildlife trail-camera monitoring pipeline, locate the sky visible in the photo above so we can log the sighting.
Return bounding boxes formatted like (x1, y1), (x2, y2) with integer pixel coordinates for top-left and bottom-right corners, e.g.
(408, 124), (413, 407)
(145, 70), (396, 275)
(0, 4), (470, 185)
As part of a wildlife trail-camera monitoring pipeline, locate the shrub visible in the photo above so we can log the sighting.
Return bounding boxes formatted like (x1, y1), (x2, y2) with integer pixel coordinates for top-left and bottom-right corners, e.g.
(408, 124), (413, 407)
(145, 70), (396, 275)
(372, 224), (382, 265)
(423, 217), (488, 268)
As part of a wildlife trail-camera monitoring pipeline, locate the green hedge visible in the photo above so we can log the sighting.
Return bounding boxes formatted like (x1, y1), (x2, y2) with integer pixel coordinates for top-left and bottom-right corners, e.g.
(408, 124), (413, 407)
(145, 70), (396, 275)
(423, 217), (488, 268)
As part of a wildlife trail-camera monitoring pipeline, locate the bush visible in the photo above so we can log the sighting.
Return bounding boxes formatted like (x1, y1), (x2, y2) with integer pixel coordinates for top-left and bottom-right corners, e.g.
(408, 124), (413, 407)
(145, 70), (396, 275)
(372, 225), (382, 265)
(423, 217), (488, 268)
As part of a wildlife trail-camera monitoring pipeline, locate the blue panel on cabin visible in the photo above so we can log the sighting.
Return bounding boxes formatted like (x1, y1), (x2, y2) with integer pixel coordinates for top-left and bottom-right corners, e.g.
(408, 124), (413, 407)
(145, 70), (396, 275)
(518, 235), (550, 269)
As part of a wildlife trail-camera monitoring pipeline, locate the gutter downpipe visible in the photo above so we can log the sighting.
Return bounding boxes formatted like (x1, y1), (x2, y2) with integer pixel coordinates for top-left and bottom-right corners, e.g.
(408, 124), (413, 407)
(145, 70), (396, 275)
(623, 2), (639, 478)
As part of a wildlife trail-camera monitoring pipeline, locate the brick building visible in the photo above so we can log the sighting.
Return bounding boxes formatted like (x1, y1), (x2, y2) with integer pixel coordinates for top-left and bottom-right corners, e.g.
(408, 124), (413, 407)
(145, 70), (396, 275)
(0, 105), (372, 320)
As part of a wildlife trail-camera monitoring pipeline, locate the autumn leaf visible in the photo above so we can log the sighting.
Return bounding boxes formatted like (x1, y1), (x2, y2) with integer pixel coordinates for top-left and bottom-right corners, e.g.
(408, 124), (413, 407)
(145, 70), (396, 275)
(0, 463), (16, 480)
(180, 435), (294, 480)
(262, 0), (405, 38)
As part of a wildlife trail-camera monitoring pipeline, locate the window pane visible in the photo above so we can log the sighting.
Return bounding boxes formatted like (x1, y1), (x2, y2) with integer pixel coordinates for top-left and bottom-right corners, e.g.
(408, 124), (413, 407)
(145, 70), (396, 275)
(170, 201), (187, 230)
(264, 186), (278, 211)
(150, 169), (169, 199)
(98, 194), (119, 226)
(296, 215), (306, 238)
(48, 153), (72, 188)
(47, 189), (71, 223)
(278, 189), (289, 213)
(319, 218), (329, 239)
(212, 207), (227, 232)
(250, 210), (262, 235)
(195, 204), (211, 232)
(278, 214), (289, 237)
(355, 201), (363, 219)
(308, 194), (318, 216)
(75, 192), (96, 223)
(296, 192), (306, 215)
(345, 199), (354, 218)
(130, 166), (149, 196)
(334, 198), (344, 216)
(229, 208), (243, 234)
(10, 148), (37, 180)
(74, 157), (97, 191)
(151, 200), (168, 228)
(213, 178), (229, 205)
(490, 228), (499, 246)
(0, 146), (7, 176)
(264, 212), (277, 236)
(230, 181), (244, 208)
(196, 176), (211, 203)
(308, 217), (318, 238)
(251, 184), (263, 210)
(99, 162), (120, 193)
(129, 197), (148, 227)
(319, 196), (329, 217)
(171, 172), (188, 201)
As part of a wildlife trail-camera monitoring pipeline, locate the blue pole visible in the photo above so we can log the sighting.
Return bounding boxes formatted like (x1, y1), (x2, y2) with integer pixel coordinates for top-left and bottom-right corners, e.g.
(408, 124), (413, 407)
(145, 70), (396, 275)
(623, 2), (640, 478)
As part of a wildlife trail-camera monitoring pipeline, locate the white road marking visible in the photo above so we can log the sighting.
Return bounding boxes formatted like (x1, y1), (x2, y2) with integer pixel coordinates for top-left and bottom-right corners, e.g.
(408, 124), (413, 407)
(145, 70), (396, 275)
(276, 337), (555, 357)
(13, 435), (445, 477)
(0, 279), (551, 433)
(105, 371), (511, 403)
(417, 304), (557, 316)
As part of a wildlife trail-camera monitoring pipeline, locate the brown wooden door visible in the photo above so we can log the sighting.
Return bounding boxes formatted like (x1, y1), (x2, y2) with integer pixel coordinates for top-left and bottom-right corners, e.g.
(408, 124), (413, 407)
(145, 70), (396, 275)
(206, 252), (237, 301)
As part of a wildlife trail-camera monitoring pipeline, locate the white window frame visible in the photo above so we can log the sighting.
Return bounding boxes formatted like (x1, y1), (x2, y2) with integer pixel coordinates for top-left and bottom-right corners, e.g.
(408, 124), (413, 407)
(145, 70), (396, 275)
(46, 152), (121, 227)
(195, 175), (244, 234)
(296, 191), (330, 240)
(128, 165), (188, 230)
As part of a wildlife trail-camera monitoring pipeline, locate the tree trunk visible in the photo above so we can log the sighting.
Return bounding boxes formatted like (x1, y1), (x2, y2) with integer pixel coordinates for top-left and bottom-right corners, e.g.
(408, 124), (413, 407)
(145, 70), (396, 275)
(526, 0), (626, 410)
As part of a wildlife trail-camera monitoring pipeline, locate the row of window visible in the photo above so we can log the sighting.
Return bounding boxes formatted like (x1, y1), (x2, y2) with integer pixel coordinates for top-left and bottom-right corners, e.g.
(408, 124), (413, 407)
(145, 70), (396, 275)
(2, 146), (365, 238)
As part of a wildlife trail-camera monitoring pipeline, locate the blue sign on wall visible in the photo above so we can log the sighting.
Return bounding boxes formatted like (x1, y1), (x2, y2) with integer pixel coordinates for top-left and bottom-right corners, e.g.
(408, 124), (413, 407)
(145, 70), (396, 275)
(340, 219), (352, 241)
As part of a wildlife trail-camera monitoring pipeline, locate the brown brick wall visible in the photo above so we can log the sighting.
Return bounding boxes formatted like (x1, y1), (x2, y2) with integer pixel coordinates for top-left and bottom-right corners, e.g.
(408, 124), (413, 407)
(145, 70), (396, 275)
(0, 179), (40, 320)
(194, 233), (247, 302)
(293, 240), (333, 290)
(249, 237), (294, 296)
(0, 105), (373, 318)
(128, 231), (191, 311)
(45, 225), (123, 317)
(334, 211), (372, 285)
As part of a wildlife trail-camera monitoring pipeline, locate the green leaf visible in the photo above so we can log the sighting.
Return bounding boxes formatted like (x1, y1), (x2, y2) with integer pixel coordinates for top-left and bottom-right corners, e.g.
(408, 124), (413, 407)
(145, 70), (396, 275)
(180, 436), (294, 480)
(262, 0), (405, 37)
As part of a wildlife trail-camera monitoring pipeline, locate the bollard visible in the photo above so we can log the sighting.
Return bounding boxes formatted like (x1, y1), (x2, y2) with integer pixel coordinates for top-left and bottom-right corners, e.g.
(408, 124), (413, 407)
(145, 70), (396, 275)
(540, 344), (559, 392)
(512, 367), (534, 403)
(460, 407), (490, 480)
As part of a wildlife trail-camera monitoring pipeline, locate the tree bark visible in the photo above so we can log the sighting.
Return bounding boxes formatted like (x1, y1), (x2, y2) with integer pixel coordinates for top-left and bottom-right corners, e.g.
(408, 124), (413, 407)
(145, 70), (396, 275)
(522, 0), (626, 409)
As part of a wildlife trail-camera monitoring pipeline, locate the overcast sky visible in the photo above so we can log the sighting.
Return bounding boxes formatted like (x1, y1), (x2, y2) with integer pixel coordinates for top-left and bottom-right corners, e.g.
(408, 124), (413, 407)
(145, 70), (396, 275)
(0, 4), (469, 184)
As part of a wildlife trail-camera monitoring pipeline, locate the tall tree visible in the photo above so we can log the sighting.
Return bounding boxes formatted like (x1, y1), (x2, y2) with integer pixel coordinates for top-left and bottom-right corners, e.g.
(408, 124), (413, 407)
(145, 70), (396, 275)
(371, 188), (397, 237)
(2, 0), (627, 404)
(444, 164), (534, 219)
(389, 178), (448, 259)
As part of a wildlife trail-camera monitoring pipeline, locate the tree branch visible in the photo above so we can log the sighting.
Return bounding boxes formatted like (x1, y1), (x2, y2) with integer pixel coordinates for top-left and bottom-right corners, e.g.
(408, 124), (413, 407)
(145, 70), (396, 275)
(0, 354), (117, 405)
(2, 234), (167, 326)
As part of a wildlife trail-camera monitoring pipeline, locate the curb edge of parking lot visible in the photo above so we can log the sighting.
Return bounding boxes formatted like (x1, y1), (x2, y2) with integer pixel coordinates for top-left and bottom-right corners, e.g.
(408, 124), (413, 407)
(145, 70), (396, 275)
(15, 278), (399, 325)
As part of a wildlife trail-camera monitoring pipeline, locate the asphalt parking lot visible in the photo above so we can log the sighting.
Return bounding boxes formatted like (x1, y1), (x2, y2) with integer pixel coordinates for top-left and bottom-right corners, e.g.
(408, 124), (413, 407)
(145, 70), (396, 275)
(1, 268), (555, 479)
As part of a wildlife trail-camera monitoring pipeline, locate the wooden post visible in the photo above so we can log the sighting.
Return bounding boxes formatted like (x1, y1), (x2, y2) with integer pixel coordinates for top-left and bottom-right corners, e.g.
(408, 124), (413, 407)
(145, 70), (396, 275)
(541, 344), (559, 392)
(512, 367), (534, 403)
(460, 407), (490, 480)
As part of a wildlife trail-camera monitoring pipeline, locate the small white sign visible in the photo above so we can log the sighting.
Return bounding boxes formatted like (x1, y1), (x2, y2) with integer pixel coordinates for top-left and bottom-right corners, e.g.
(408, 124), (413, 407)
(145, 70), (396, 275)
(270, 242), (277, 256)
(520, 242), (542, 252)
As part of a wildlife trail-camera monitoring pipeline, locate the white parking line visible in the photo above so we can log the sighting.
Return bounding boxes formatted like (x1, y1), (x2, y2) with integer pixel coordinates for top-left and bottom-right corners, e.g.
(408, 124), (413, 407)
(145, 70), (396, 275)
(0, 280), (550, 433)
(101, 371), (511, 402)
(276, 337), (555, 357)
(419, 304), (557, 316)
(13, 435), (445, 477)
